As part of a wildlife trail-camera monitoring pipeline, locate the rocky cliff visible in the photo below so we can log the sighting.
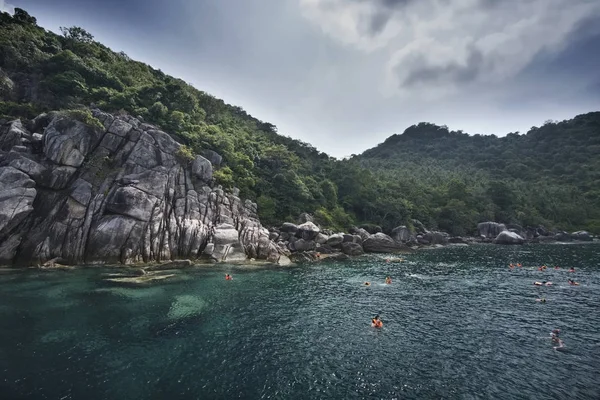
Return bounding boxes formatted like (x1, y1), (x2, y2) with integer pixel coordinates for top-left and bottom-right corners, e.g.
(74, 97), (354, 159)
(0, 109), (287, 266)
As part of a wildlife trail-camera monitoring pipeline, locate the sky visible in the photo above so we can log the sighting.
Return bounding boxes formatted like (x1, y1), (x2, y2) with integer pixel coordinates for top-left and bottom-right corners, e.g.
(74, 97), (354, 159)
(3, 0), (600, 157)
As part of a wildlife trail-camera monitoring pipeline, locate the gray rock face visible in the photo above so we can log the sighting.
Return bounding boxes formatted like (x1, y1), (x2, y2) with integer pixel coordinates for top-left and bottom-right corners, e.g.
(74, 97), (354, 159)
(280, 222), (298, 233)
(289, 239), (316, 252)
(493, 231), (525, 245)
(326, 233), (344, 247)
(423, 231), (449, 245)
(554, 231), (572, 242)
(571, 231), (592, 241)
(363, 233), (411, 253)
(391, 225), (415, 243)
(341, 242), (364, 256)
(297, 221), (320, 240)
(0, 167), (36, 237)
(477, 222), (507, 238)
(315, 233), (329, 244)
(191, 155), (213, 183)
(0, 110), (279, 266)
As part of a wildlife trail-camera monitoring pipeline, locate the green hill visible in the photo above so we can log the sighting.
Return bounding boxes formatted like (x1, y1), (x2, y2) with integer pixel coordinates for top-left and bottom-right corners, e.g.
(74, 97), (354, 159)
(1, 8), (599, 235)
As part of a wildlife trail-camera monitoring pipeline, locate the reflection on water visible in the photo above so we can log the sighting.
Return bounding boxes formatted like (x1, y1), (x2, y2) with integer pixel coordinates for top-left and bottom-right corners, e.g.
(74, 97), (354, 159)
(1, 243), (600, 399)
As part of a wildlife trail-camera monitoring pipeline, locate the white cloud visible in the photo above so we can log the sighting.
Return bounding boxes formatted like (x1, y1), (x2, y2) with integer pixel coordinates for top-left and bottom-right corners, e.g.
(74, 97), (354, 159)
(0, 0), (15, 14)
(299, 0), (600, 98)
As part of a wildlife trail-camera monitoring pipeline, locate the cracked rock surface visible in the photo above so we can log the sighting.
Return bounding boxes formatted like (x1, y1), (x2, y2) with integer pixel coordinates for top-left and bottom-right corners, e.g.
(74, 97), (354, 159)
(0, 109), (286, 266)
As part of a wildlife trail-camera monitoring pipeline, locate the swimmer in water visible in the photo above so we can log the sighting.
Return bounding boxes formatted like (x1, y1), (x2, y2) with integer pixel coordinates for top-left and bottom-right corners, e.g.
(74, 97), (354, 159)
(554, 266), (560, 270)
(385, 276), (392, 284)
(536, 298), (547, 303)
(509, 263), (514, 269)
(551, 329), (565, 349)
(517, 263), (522, 268)
(371, 315), (383, 328)
(364, 282), (371, 286)
(225, 274), (232, 280)
(568, 279), (579, 286)
(569, 268), (575, 273)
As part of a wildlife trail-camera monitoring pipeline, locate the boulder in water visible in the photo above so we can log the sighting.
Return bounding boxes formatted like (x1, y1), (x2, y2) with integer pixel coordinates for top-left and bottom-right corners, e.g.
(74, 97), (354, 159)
(297, 221), (320, 240)
(341, 242), (364, 256)
(493, 231), (525, 245)
(363, 233), (412, 253)
(571, 231), (592, 241)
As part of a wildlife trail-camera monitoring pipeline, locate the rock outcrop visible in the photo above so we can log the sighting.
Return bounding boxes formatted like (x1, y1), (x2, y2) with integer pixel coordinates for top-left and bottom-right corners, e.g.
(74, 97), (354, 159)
(493, 231), (525, 245)
(390, 225), (416, 243)
(363, 233), (411, 253)
(477, 222), (506, 239)
(0, 109), (287, 266)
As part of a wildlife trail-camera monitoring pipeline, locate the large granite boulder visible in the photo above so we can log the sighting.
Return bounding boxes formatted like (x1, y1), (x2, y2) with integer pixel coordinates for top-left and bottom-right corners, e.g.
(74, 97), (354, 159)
(191, 155), (212, 183)
(554, 231), (572, 242)
(493, 231), (525, 245)
(391, 225), (415, 243)
(326, 233), (344, 247)
(341, 242), (364, 256)
(315, 233), (329, 244)
(478, 222), (506, 238)
(289, 239), (316, 252)
(211, 223), (247, 262)
(571, 231), (592, 241)
(297, 221), (320, 241)
(280, 222), (299, 234)
(423, 231), (449, 245)
(363, 233), (410, 253)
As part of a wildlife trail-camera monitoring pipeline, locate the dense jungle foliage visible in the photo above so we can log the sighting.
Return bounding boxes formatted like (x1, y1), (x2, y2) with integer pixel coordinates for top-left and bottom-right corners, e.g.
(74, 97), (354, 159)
(1, 9), (599, 234)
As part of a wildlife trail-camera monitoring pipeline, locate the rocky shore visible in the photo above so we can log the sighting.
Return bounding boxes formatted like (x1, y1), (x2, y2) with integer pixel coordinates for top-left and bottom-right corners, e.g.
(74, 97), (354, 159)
(0, 109), (595, 269)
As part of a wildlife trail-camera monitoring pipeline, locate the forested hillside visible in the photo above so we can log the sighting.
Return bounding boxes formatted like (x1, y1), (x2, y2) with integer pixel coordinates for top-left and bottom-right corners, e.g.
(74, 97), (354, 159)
(1, 8), (598, 234)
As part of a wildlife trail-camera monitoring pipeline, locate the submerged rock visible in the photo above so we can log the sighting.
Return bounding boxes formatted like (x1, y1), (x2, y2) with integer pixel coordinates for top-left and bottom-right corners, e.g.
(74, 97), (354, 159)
(105, 274), (175, 284)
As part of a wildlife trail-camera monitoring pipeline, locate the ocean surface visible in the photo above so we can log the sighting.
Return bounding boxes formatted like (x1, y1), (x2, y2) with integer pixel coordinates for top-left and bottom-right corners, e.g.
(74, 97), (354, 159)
(1, 243), (599, 399)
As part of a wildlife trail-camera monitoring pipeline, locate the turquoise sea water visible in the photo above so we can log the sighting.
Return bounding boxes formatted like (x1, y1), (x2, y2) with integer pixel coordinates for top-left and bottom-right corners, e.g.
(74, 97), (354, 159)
(1, 243), (599, 399)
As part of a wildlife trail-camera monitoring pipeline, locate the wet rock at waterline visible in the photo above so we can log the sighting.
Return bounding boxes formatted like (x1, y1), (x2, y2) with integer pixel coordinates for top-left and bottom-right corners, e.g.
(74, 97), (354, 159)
(362, 233), (412, 253)
(493, 231), (525, 245)
(0, 109), (286, 267)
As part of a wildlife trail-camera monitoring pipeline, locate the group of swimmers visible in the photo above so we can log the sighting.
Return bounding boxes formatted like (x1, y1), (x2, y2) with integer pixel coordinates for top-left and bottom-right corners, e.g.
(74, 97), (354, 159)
(510, 262), (580, 286)
(518, 262), (583, 350)
(364, 276), (392, 287)
(366, 276), (393, 328)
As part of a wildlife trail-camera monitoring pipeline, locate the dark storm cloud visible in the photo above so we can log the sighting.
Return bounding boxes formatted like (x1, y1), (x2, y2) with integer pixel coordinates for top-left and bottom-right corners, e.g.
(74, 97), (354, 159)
(399, 48), (484, 87)
(6, 0), (600, 157)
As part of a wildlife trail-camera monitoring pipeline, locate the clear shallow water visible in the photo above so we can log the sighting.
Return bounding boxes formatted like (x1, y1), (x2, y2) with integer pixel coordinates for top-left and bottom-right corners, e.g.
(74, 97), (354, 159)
(1, 243), (599, 400)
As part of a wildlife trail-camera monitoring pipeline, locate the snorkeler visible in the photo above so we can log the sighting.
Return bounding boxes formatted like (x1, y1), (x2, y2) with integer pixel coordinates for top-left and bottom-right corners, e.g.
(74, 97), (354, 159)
(385, 276), (392, 284)
(371, 315), (383, 328)
(225, 274), (232, 280)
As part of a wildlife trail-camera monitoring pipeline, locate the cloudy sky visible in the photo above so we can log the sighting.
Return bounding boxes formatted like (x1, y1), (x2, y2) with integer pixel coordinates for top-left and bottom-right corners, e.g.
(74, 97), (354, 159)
(3, 0), (600, 157)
